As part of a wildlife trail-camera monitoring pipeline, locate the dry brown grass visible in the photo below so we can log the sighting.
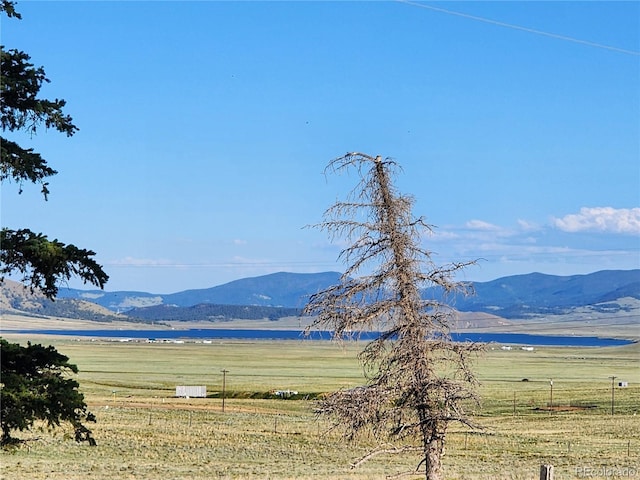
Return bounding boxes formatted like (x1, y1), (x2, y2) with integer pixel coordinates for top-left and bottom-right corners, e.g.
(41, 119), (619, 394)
(1, 339), (638, 479)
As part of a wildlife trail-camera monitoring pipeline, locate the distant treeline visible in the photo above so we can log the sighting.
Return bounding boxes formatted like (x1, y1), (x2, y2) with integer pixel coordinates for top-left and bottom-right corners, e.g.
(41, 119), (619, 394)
(126, 303), (302, 322)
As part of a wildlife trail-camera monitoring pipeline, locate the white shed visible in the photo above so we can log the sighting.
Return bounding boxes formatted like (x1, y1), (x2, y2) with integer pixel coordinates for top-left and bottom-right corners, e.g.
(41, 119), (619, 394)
(176, 385), (207, 398)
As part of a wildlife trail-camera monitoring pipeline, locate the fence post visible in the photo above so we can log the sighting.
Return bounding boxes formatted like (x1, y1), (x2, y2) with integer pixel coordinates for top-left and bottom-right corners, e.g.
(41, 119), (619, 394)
(540, 464), (554, 480)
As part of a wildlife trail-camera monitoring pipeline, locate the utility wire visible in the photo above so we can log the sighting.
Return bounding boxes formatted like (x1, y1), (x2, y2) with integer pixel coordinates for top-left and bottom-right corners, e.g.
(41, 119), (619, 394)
(397, 0), (640, 56)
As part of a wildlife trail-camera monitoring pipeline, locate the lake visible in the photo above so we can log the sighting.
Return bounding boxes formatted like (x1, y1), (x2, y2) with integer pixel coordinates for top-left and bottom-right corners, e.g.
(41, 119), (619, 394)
(2, 328), (633, 347)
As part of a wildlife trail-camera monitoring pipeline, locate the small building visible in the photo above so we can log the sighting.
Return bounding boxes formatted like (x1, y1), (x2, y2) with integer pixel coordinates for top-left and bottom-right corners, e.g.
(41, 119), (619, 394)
(618, 381), (628, 388)
(176, 385), (207, 398)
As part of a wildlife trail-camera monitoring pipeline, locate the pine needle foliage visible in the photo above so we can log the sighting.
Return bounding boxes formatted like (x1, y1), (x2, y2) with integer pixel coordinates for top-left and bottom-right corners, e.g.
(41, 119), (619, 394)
(304, 153), (483, 480)
(0, 1), (108, 298)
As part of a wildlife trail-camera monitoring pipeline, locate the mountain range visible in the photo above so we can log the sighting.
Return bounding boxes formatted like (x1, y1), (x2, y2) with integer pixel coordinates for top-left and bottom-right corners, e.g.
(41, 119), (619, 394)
(450, 270), (640, 318)
(55, 271), (341, 311)
(38, 269), (640, 321)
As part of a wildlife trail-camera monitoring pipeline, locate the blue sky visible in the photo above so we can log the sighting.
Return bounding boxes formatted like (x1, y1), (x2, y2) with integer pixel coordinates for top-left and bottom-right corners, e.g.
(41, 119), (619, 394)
(2, 1), (639, 293)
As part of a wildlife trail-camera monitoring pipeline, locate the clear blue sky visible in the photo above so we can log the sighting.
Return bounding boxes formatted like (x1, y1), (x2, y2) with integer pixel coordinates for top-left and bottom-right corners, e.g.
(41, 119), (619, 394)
(2, 1), (639, 293)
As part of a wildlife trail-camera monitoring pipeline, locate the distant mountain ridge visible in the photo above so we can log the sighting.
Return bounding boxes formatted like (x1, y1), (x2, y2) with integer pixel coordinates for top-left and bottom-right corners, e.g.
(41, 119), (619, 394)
(448, 270), (640, 318)
(0, 279), (129, 322)
(5, 269), (638, 322)
(163, 271), (341, 308)
(56, 271), (341, 311)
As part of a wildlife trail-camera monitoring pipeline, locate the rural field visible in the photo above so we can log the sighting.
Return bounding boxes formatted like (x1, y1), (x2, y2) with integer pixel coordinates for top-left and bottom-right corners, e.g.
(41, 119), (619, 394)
(0, 334), (638, 480)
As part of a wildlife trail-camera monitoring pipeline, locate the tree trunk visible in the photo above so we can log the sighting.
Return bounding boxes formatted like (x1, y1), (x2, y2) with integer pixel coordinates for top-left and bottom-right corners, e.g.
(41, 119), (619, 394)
(425, 436), (444, 480)
(419, 409), (445, 480)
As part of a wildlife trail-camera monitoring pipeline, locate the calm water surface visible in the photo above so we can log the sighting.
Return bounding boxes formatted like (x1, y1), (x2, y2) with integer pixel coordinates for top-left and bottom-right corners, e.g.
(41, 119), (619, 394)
(2, 329), (633, 347)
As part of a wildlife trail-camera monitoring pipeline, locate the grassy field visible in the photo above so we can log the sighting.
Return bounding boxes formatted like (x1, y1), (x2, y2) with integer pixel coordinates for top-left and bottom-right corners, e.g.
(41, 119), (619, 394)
(1, 336), (638, 479)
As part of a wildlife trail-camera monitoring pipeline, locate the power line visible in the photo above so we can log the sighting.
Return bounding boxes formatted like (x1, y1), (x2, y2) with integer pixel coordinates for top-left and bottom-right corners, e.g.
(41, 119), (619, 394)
(396, 0), (640, 56)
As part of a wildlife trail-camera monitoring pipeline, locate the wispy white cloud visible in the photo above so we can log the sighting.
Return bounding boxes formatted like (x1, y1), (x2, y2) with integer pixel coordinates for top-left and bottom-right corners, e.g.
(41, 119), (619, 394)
(517, 219), (540, 231)
(233, 239), (248, 245)
(419, 213), (639, 281)
(431, 229), (460, 240)
(552, 207), (640, 234)
(465, 219), (502, 231)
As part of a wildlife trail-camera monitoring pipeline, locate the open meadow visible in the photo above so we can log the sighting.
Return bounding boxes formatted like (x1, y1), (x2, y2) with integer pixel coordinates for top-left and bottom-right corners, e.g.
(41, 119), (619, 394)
(1, 336), (638, 479)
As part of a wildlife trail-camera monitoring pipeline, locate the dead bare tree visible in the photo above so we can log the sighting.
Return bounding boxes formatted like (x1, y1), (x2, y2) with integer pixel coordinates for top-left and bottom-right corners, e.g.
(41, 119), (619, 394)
(304, 153), (483, 480)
